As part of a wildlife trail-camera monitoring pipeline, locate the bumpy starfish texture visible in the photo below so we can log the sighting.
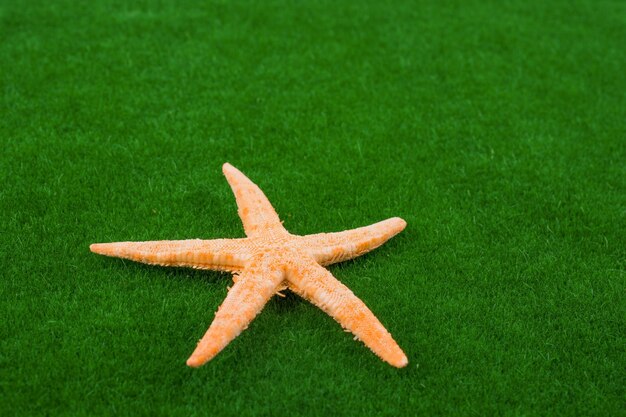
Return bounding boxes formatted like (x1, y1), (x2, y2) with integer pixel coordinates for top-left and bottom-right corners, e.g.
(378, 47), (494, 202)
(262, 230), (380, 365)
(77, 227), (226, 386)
(90, 163), (408, 368)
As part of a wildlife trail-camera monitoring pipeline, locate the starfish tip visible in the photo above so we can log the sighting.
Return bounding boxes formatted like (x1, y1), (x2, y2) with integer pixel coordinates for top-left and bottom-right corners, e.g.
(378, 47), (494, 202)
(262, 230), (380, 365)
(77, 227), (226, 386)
(395, 355), (409, 368)
(89, 243), (105, 254)
(222, 162), (236, 174)
(222, 163), (245, 183)
(186, 356), (204, 368)
(90, 242), (124, 257)
(392, 217), (407, 231)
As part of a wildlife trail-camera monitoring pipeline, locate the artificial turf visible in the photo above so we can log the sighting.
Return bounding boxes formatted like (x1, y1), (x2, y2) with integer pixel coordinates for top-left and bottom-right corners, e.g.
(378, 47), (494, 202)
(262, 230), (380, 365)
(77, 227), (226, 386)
(1, 0), (624, 415)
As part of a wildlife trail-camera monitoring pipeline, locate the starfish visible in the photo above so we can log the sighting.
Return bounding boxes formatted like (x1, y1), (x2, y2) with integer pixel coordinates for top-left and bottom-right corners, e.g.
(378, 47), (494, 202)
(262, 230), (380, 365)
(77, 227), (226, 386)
(90, 163), (408, 368)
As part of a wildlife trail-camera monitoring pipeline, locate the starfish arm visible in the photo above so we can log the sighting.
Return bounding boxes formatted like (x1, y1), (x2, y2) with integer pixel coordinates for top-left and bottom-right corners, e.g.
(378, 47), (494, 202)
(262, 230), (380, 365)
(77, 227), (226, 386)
(89, 238), (252, 272)
(186, 254), (285, 367)
(222, 163), (286, 237)
(301, 217), (406, 265)
(286, 258), (408, 368)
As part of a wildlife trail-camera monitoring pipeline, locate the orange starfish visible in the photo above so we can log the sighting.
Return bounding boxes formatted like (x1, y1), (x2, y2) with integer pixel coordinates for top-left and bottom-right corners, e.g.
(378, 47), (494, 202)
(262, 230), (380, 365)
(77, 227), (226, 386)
(90, 163), (408, 368)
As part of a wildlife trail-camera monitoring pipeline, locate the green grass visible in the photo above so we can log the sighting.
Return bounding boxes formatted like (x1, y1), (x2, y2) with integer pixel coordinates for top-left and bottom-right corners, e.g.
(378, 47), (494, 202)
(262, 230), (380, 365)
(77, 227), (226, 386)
(1, 0), (624, 415)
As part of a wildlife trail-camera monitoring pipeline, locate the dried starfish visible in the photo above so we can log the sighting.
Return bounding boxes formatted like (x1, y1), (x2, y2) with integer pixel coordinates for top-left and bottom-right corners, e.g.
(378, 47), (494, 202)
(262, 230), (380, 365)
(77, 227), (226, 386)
(90, 163), (408, 367)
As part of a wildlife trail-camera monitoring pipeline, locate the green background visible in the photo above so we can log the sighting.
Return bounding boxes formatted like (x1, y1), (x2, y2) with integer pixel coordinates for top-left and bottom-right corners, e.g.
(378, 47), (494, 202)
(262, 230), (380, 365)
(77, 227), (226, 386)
(1, 0), (624, 415)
